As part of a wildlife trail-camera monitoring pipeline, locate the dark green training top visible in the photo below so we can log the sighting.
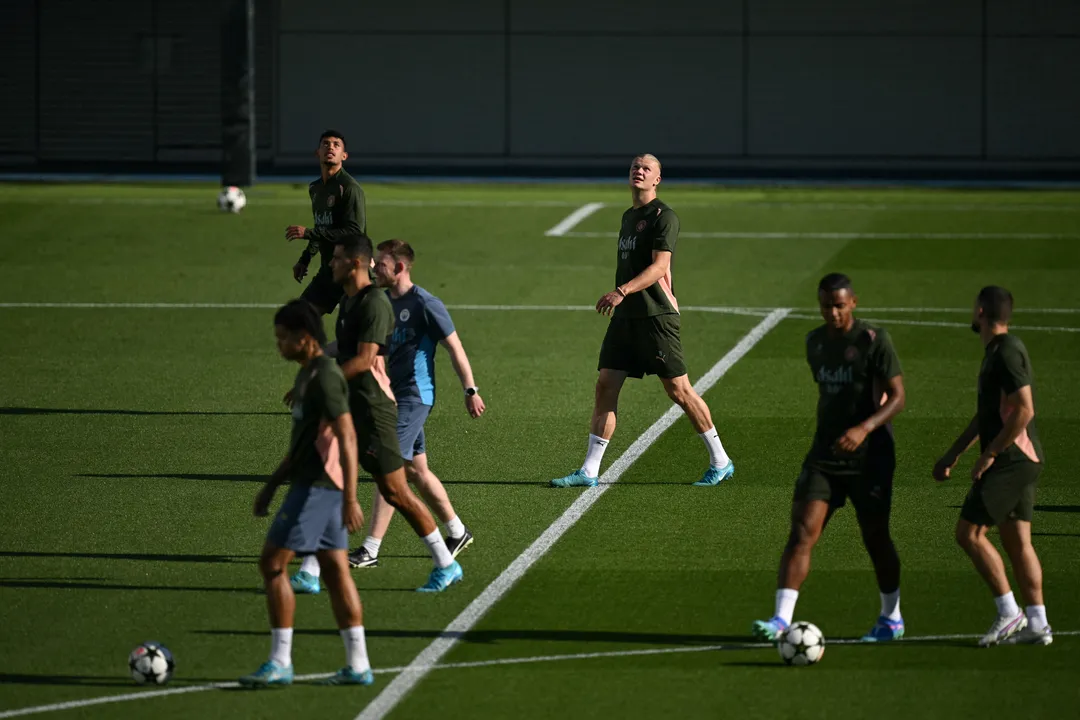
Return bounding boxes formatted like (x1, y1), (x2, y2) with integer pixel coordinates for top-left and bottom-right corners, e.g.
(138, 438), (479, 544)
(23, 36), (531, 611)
(614, 199), (679, 318)
(300, 169), (367, 267)
(977, 333), (1044, 466)
(805, 319), (902, 464)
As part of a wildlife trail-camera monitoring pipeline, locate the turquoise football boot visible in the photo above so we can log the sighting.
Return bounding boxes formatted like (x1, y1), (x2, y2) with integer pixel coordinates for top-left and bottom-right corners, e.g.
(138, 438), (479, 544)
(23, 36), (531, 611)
(417, 560), (463, 592)
(693, 461), (734, 486)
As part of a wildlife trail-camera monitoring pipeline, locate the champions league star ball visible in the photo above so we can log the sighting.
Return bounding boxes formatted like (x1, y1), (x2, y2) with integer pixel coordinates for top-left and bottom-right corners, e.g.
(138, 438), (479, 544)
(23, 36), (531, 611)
(217, 186), (247, 213)
(128, 642), (175, 684)
(778, 622), (825, 666)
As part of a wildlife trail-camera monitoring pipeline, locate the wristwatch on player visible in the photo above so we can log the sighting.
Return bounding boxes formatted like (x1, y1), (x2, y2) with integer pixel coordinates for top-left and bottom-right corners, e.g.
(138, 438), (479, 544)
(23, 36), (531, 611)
(465, 386), (479, 397)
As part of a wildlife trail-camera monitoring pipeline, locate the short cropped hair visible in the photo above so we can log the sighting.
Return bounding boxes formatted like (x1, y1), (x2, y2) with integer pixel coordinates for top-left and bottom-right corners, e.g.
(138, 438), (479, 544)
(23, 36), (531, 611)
(336, 233), (374, 263)
(319, 129), (347, 149)
(818, 272), (853, 294)
(633, 153), (662, 173)
(977, 285), (1014, 325)
(274, 299), (326, 346)
(377, 238), (415, 266)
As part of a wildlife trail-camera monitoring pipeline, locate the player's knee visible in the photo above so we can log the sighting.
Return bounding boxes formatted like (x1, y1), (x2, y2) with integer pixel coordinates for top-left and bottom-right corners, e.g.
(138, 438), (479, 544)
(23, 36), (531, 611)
(955, 522), (978, 551)
(259, 555), (287, 580)
(787, 523), (820, 551)
(380, 483), (411, 510)
(663, 380), (694, 407)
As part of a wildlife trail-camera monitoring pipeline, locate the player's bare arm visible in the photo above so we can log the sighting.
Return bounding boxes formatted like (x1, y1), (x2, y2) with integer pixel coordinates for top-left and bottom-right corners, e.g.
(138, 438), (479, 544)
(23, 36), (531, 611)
(970, 384), (1036, 482)
(933, 415), (980, 481)
(439, 331), (486, 418)
(596, 250), (672, 316)
(339, 341), (380, 379)
(254, 456), (291, 516)
(330, 411), (363, 532)
(834, 375), (906, 454)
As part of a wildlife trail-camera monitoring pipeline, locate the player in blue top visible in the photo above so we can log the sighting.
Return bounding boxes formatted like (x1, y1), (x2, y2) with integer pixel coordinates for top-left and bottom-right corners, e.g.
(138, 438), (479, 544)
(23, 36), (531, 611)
(353, 238), (486, 566)
(291, 238), (484, 586)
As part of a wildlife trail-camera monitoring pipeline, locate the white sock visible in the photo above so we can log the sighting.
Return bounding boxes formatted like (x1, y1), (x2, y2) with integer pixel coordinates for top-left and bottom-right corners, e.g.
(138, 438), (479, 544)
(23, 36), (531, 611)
(340, 626), (370, 673)
(423, 529), (454, 569)
(581, 434), (609, 478)
(299, 554), (321, 578)
(361, 536), (382, 558)
(270, 627), (293, 667)
(775, 588), (799, 625)
(445, 515), (466, 540)
(698, 427), (730, 468)
(994, 591), (1021, 618)
(1025, 604), (1049, 630)
(880, 590), (901, 621)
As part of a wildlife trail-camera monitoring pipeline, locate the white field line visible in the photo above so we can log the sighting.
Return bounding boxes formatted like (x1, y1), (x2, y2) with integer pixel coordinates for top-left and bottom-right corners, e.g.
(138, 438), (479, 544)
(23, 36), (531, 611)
(354, 308), (791, 720)
(1, 196), (1078, 213)
(1, 302), (1076, 316)
(785, 312), (1080, 334)
(3, 628), (1077, 718)
(544, 202), (605, 236)
(563, 231), (1080, 240)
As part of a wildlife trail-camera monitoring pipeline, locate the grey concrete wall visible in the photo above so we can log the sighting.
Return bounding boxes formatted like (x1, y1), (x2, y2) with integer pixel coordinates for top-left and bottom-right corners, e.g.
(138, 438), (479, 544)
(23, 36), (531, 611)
(1, 0), (1077, 171)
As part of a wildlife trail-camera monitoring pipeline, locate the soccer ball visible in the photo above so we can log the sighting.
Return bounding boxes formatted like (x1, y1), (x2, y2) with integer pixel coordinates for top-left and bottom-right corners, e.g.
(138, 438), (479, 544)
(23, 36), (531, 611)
(777, 622), (825, 666)
(128, 642), (175, 684)
(217, 186), (247, 213)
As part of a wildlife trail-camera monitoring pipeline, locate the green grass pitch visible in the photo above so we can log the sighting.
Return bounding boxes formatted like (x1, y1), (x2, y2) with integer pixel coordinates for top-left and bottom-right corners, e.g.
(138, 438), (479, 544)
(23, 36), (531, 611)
(0, 181), (1078, 719)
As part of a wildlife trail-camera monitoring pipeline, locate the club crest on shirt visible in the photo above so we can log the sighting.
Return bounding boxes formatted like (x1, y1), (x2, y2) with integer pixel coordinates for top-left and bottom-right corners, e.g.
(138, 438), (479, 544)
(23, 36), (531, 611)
(845, 346), (859, 362)
(635, 220), (647, 232)
(326, 195), (336, 208)
(399, 309), (411, 322)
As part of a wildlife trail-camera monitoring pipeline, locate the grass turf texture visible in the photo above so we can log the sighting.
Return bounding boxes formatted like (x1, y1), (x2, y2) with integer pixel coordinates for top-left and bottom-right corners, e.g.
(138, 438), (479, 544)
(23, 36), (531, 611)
(0, 182), (1078, 719)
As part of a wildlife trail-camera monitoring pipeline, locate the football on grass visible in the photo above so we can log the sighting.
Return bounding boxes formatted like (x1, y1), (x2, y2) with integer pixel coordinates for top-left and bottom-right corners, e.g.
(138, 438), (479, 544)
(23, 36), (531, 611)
(129, 642), (175, 684)
(778, 621), (825, 666)
(217, 186), (247, 213)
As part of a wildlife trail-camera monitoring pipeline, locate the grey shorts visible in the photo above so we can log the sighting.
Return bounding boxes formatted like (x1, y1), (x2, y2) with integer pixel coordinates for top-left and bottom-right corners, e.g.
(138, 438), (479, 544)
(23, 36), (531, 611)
(397, 402), (432, 461)
(267, 483), (348, 554)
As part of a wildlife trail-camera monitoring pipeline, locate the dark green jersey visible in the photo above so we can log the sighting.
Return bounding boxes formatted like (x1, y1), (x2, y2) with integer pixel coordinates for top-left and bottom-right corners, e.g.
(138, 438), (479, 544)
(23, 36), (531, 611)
(806, 319), (902, 462)
(302, 169), (367, 266)
(614, 199), (679, 318)
(335, 284), (396, 414)
(977, 333), (1044, 465)
(287, 355), (350, 488)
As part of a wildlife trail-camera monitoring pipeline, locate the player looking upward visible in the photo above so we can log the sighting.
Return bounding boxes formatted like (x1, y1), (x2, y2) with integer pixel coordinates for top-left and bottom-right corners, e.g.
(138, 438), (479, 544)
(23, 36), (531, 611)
(286, 130), (366, 316)
(551, 153), (734, 488)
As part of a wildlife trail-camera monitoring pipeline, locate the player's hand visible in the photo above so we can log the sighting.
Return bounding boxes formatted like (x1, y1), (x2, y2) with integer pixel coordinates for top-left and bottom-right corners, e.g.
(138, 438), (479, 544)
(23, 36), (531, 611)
(285, 225), (308, 241)
(971, 452), (995, 482)
(292, 262), (308, 283)
(932, 455), (956, 482)
(466, 393), (486, 419)
(596, 290), (625, 316)
(833, 425), (869, 454)
(253, 485), (276, 517)
(343, 500), (364, 533)
(283, 389), (294, 407)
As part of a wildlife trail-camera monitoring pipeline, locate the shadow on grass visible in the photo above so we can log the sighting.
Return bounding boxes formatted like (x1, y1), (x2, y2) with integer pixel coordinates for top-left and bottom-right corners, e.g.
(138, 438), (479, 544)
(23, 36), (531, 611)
(0, 550), (260, 563)
(1033, 505), (1080, 514)
(75, 472), (545, 487)
(0, 405), (285, 416)
(0, 579), (413, 593)
(76, 473), (269, 483)
(1, 406), (284, 417)
(0, 673), (225, 687)
(194, 627), (757, 646)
